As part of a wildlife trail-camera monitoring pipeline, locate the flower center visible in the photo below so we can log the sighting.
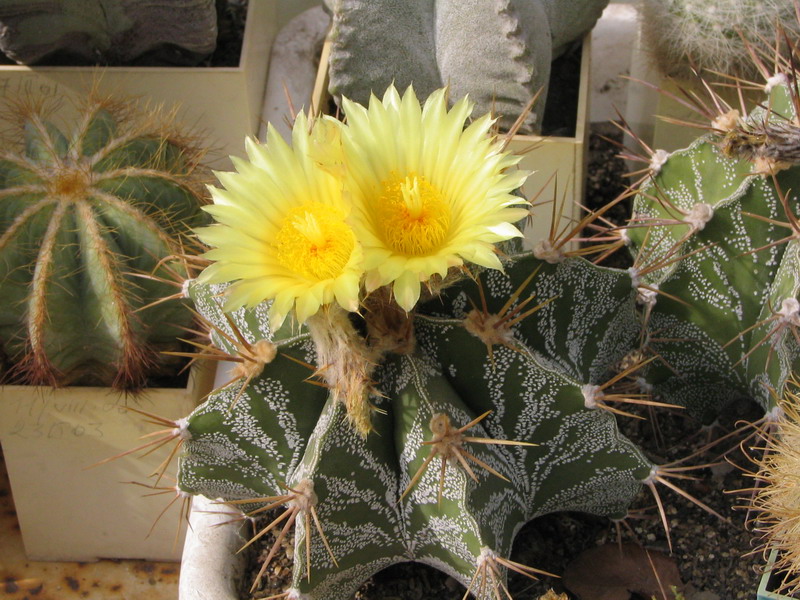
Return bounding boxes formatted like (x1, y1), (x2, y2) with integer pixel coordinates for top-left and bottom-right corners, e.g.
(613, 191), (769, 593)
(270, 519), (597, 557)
(273, 202), (355, 280)
(374, 172), (450, 256)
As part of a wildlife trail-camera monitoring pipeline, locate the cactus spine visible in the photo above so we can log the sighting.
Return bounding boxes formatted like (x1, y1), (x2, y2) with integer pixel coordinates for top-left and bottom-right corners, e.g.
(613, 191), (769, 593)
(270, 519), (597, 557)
(0, 95), (208, 389)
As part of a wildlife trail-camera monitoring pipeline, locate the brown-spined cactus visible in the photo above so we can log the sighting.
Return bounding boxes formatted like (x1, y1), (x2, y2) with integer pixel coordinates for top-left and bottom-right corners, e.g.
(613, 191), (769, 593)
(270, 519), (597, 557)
(0, 94), (209, 389)
(0, 0), (219, 66)
(322, 0), (609, 134)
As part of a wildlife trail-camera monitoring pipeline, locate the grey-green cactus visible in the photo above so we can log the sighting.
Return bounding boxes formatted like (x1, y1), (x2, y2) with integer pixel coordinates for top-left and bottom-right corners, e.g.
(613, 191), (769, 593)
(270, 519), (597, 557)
(0, 95), (208, 389)
(0, 0), (218, 65)
(322, 0), (608, 134)
(640, 0), (800, 80)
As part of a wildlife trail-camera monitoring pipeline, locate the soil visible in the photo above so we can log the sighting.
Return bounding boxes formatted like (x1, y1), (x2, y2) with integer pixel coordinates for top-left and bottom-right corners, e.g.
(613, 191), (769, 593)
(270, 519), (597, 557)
(242, 125), (767, 600)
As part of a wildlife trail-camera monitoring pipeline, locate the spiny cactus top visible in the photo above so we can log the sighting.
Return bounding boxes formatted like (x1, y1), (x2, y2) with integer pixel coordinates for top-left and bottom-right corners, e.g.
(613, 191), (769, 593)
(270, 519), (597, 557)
(640, 0), (800, 80)
(0, 95), (208, 389)
(626, 80), (800, 419)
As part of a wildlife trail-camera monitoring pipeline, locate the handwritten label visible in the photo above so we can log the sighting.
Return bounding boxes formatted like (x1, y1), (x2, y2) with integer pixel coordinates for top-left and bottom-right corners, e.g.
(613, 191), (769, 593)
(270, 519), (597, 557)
(0, 76), (61, 100)
(0, 392), (129, 441)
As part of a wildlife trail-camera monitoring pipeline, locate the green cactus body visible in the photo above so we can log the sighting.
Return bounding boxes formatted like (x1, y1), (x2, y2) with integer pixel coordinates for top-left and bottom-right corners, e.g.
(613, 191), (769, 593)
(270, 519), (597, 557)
(0, 98), (207, 388)
(323, 0), (608, 134)
(178, 253), (653, 598)
(627, 82), (800, 417)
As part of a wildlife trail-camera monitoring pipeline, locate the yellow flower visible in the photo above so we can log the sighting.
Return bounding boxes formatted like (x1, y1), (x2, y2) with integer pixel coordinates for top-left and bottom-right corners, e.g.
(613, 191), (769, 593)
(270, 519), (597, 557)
(340, 85), (530, 311)
(196, 113), (362, 328)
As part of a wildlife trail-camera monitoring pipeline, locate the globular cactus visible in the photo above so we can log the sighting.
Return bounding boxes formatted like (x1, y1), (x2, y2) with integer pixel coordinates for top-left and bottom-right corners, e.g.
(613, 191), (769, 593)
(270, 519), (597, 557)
(323, 0), (609, 134)
(179, 256), (656, 599)
(0, 95), (209, 389)
(640, 0), (800, 80)
(0, 0), (218, 66)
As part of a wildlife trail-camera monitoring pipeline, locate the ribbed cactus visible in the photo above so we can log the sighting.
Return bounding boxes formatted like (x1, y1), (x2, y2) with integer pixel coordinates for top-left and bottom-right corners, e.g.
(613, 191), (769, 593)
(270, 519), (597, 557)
(323, 0), (609, 134)
(152, 85), (683, 599)
(625, 80), (800, 420)
(179, 254), (654, 598)
(640, 0), (800, 80)
(0, 95), (208, 389)
(0, 0), (218, 66)
(621, 70), (800, 595)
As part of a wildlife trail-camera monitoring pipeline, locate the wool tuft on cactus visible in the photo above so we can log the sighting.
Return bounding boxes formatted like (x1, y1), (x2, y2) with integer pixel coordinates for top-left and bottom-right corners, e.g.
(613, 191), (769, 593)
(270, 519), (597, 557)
(0, 93), (209, 390)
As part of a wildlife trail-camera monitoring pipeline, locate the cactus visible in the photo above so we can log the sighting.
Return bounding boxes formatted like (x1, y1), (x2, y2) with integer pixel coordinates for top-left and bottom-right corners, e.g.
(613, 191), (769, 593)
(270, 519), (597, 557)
(0, 94), (209, 389)
(178, 254), (656, 599)
(0, 0), (218, 66)
(617, 18), (800, 595)
(750, 380), (800, 597)
(639, 0), (800, 80)
(111, 12), (800, 598)
(623, 78), (800, 421)
(145, 86), (702, 600)
(322, 0), (609, 134)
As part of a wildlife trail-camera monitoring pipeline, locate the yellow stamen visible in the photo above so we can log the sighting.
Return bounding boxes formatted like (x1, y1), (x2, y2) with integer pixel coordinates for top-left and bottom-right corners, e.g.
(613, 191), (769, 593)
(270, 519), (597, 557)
(374, 172), (450, 256)
(273, 202), (355, 280)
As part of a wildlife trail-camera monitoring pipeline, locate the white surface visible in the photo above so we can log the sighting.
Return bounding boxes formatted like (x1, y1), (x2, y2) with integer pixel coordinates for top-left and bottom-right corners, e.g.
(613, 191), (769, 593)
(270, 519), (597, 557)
(261, 6), (331, 142)
(590, 2), (640, 123)
(179, 495), (249, 600)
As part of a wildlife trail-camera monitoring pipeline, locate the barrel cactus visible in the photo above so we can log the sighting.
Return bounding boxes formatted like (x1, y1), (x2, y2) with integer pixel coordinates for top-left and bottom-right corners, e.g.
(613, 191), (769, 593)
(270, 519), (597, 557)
(0, 94), (209, 389)
(322, 0), (608, 134)
(620, 56), (800, 594)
